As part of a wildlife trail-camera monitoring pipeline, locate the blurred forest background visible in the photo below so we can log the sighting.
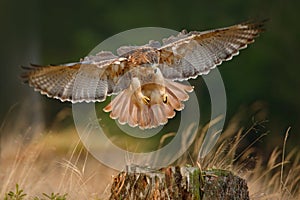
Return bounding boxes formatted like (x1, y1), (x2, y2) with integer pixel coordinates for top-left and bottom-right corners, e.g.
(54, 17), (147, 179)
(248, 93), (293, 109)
(0, 0), (299, 157)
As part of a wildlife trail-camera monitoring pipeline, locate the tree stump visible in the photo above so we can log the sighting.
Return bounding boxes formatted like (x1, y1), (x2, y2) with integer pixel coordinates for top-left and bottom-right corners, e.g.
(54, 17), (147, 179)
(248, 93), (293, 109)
(109, 166), (249, 200)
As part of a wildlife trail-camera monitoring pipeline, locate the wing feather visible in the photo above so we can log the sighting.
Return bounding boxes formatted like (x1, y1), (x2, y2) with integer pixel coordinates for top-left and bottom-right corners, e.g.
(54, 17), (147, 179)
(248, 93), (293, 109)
(21, 63), (113, 103)
(158, 20), (266, 80)
(21, 53), (133, 103)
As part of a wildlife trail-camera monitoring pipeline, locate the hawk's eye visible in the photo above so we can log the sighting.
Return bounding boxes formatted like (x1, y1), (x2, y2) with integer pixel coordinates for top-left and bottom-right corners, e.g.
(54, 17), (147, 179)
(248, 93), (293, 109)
(163, 95), (168, 103)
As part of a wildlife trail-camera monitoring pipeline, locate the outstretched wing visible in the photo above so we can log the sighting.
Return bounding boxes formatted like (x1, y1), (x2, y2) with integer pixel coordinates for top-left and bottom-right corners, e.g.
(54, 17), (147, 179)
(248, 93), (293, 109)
(21, 51), (131, 103)
(158, 20), (266, 80)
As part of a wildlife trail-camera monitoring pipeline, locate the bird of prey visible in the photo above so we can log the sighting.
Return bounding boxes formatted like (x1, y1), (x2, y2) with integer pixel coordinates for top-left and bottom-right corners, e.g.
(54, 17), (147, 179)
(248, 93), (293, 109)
(22, 20), (266, 129)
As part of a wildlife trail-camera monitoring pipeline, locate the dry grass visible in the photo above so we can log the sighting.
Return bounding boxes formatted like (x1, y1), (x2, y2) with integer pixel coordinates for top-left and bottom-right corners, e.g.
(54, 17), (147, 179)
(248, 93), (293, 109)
(185, 115), (300, 200)
(0, 106), (299, 199)
(0, 109), (115, 199)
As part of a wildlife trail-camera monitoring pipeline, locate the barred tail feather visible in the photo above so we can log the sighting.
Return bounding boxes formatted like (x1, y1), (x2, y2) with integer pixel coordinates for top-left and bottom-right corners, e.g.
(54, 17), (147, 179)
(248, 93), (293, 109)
(103, 80), (193, 129)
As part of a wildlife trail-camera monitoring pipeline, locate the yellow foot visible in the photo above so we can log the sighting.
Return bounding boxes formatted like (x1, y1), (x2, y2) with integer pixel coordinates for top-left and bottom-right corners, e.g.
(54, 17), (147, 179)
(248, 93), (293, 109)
(142, 96), (150, 105)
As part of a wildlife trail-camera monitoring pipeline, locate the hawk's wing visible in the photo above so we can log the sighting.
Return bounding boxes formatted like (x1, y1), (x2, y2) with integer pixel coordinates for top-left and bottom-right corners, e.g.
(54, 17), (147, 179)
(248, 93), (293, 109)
(21, 51), (130, 103)
(158, 20), (266, 80)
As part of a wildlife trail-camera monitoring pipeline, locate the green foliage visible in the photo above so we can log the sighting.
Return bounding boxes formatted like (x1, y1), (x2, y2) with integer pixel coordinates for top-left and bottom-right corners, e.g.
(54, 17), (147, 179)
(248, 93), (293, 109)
(34, 193), (68, 200)
(3, 184), (68, 200)
(4, 184), (26, 200)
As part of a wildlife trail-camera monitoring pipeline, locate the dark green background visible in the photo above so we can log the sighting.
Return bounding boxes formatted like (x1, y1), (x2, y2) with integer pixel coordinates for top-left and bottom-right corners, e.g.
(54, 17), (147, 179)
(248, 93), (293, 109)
(0, 0), (299, 154)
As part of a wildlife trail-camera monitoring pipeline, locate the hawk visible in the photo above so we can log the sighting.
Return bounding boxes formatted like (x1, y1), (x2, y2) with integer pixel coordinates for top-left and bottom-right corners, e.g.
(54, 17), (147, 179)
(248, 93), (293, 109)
(22, 20), (266, 129)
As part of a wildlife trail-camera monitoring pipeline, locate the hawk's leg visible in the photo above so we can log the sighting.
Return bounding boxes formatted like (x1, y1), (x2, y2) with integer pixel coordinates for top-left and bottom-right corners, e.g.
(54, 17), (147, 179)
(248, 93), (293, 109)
(130, 77), (151, 105)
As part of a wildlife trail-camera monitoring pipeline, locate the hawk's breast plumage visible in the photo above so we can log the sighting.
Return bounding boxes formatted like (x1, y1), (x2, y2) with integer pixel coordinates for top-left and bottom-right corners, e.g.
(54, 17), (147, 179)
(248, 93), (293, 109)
(22, 20), (266, 129)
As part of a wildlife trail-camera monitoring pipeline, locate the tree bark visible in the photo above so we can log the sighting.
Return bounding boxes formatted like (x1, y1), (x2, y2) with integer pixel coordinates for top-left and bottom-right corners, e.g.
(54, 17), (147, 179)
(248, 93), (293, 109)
(109, 166), (249, 200)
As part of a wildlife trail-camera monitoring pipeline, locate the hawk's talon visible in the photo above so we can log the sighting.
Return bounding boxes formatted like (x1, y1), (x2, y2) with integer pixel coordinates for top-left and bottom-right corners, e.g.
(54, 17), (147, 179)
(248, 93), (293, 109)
(163, 94), (168, 104)
(142, 96), (151, 105)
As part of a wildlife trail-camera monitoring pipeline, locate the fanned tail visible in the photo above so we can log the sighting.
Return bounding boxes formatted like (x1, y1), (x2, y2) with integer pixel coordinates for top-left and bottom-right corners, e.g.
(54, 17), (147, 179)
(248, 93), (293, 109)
(103, 80), (193, 129)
